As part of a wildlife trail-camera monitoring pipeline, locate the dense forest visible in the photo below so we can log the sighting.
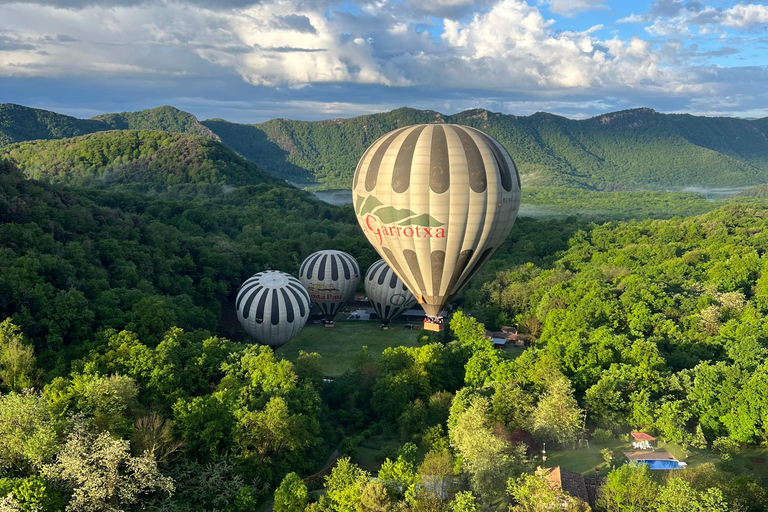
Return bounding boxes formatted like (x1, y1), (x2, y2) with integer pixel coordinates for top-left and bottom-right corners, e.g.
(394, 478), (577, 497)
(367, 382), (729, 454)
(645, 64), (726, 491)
(1, 130), (287, 196)
(207, 107), (768, 190)
(2, 103), (768, 191)
(4, 147), (768, 511)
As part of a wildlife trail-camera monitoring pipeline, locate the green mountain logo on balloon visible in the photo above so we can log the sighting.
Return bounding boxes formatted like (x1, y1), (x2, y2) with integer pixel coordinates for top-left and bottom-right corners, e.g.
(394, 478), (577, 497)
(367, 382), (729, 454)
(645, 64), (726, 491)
(355, 194), (444, 227)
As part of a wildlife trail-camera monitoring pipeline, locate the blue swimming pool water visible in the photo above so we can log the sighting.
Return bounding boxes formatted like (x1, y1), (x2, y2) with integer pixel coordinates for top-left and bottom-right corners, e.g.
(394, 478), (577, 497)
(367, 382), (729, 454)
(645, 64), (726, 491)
(642, 460), (684, 470)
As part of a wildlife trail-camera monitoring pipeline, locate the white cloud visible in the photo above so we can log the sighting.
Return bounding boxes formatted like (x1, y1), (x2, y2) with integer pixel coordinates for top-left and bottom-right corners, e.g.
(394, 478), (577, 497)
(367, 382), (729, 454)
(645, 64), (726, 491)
(542, 0), (609, 17)
(0, 0), (765, 118)
(722, 3), (768, 28)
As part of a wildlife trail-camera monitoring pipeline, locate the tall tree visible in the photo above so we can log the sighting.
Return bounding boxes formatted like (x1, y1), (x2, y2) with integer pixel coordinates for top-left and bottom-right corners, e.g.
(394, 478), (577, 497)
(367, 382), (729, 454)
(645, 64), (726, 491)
(532, 377), (584, 444)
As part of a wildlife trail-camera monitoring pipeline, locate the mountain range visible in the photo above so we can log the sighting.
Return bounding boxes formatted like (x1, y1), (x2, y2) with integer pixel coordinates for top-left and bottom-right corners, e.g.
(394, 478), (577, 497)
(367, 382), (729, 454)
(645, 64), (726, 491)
(1, 103), (767, 192)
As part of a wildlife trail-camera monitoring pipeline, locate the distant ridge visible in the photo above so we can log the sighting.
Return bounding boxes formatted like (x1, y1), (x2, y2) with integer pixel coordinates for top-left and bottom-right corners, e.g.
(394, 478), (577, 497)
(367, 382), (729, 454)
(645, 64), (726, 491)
(202, 106), (768, 190)
(0, 104), (218, 146)
(93, 106), (220, 141)
(3, 103), (768, 191)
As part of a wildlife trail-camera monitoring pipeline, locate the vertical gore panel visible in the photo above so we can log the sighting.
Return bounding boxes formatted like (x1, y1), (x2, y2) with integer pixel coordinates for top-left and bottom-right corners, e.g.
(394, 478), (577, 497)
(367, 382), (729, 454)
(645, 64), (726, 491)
(331, 256), (339, 281)
(317, 255), (328, 281)
(430, 250), (445, 296)
(382, 247), (406, 281)
(242, 289), (260, 319)
(254, 290), (269, 323)
(452, 127), (487, 193)
(403, 249), (426, 293)
(299, 260), (307, 278)
(366, 127), (409, 192)
(377, 267), (387, 285)
(456, 247), (495, 293)
(270, 289), (280, 325)
(280, 289), (294, 323)
(384, 305), (391, 320)
(353, 144), (376, 190)
(288, 287), (305, 317)
(392, 125), (427, 194)
(469, 128), (513, 192)
(389, 272), (398, 289)
(237, 284), (262, 311)
(430, 125), (450, 194)
(306, 255), (319, 280)
(445, 249), (473, 296)
(289, 283), (309, 304)
(339, 255), (351, 280)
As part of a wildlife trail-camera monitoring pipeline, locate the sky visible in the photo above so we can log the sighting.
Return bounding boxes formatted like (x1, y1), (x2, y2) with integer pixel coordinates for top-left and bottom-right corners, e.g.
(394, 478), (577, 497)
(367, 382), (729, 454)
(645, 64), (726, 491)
(1, 0), (768, 123)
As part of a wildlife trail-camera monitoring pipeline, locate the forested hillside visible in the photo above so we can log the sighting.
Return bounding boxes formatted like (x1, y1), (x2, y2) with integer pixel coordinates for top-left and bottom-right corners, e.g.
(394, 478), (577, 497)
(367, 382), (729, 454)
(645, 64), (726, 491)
(202, 107), (768, 190)
(1, 130), (286, 196)
(0, 104), (217, 146)
(0, 104), (105, 146)
(4, 156), (768, 510)
(93, 106), (219, 141)
(4, 103), (767, 191)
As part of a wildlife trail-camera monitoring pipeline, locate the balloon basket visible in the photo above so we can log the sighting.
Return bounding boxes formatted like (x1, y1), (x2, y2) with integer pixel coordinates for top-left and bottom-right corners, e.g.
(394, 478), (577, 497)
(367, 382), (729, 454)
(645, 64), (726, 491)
(324, 323), (335, 328)
(423, 323), (444, 332)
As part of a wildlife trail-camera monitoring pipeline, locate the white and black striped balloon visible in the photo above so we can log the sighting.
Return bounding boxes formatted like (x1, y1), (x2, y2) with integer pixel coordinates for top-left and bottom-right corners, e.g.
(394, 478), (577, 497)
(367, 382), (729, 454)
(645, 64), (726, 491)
(235, 271), (311, 348)
(365, 259), (417, 325)
(299, 250), (360, 321)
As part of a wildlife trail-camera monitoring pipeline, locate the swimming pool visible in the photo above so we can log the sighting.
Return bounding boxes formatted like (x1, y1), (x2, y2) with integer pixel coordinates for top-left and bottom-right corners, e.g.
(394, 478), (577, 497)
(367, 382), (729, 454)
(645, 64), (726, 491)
(639, 460), (687, 470)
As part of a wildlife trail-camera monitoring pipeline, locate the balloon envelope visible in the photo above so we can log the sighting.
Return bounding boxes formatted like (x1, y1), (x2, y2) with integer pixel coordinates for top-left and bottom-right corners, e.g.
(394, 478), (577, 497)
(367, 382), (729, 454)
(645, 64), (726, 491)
(352, 124), (521, 317)
(365, 259), (417, 325)
(299, 250), (360, 321)
(236, 271), (311, 348)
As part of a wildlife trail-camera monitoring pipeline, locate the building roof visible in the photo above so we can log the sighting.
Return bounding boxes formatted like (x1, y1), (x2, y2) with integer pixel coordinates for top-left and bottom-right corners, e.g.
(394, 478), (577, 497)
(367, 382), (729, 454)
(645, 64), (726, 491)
(631, 432), (656, 441)
(543, 466), (590, 502)
(624, 452), (678, 461)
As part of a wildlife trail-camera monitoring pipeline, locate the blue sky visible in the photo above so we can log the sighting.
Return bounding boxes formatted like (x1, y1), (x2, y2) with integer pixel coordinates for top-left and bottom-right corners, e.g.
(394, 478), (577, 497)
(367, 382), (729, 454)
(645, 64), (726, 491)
(1, 0), (768, 123)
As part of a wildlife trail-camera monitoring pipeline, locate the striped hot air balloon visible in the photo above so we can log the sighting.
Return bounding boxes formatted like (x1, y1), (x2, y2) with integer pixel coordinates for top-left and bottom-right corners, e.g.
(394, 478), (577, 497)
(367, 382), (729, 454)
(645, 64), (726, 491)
(299, 250), (360, 322)
(365, 259), (417, 326)
(235, 271), (311, 348)
(352, 124), (521, 331)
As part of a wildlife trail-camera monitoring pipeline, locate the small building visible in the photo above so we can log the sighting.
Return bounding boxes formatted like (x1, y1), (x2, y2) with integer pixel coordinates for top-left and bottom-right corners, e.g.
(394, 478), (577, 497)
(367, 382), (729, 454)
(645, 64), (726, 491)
(485, 328), (526, 347)
(630, 432), (656, 450)
(623, 451), (687, 470)
(537, 466), (591, 505)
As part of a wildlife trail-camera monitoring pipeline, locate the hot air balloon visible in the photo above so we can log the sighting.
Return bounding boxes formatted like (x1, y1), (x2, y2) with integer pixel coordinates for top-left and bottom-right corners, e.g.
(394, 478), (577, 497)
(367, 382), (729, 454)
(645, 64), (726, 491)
(365, 259), (418, 328)
(352, 124), (521, 331)
(235, 270), (311, 348)
(299, 250), (360, 324)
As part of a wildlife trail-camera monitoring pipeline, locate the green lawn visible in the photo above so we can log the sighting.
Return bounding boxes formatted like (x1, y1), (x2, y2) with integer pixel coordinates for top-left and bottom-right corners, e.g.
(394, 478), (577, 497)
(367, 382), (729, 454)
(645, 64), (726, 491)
(544, 438), (768, 479)
(277, 320), (422, 376)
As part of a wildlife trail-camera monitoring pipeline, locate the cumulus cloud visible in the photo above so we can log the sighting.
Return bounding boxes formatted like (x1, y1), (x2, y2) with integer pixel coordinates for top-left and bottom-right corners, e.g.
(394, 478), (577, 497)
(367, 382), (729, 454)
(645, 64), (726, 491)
(542, 0), (609, 17)
(0, 0), (766, 119)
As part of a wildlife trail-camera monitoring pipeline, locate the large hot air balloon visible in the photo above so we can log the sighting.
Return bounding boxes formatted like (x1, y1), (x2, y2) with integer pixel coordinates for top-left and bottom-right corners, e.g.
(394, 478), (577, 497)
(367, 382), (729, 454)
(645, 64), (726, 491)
(236, 270), (311, 348)
(365, 259), (417, 327)
(299, 250), (360, 323)
(353, 124), (521, 331)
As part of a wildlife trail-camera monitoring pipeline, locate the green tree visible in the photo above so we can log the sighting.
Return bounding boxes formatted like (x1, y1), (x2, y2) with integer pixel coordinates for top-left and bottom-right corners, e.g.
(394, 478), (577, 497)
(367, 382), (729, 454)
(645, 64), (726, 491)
(417, 450), (456, 502)
(0, 391), (58, 474)
(508, 473), (591, 512)
(596, 464), (658, 512)
(322, 458), (369, 512)
(274, 472), (307, 512)
(690, 424), (707, 450)
(654, 477), (728, 512)
(450, 491), (480, 512)
(43, 427), (174, 512)
(449, 396), (529, 504)
(532, 376), (584, 444)
(0, 319), (38, 392)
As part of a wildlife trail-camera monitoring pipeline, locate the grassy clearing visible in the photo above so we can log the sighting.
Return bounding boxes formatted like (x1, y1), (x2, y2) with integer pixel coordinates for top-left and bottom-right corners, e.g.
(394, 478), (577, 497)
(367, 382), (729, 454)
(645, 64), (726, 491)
(545, 437), (768, 480)
(277, 320), (422, 376)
